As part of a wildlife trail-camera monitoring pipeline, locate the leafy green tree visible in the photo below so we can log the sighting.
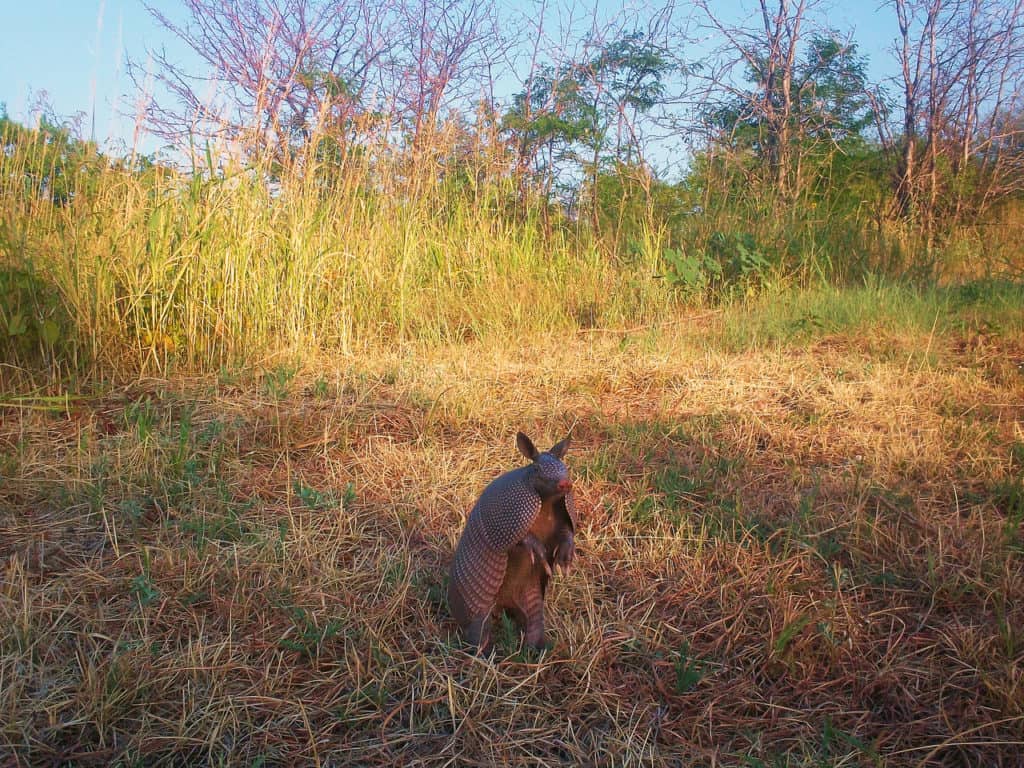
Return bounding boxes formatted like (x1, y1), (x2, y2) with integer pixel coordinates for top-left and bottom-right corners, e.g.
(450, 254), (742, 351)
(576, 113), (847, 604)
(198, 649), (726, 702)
(503, 32), (675, 220)
(502, 64), (600, 193)
(796, 35), (875, 144)
(585, 32), (674, 165)
(704, 34), (874, 177)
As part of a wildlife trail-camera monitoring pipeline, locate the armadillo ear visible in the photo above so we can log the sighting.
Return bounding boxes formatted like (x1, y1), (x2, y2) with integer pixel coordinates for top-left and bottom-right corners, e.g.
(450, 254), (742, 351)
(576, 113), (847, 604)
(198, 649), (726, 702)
(516, 432), (539, 461)
(549, 437), (571, 459)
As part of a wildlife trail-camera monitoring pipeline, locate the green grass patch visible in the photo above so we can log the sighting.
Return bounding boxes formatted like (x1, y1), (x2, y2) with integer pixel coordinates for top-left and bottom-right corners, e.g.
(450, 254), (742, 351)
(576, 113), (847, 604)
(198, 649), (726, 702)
(717, 277), (1024, 351)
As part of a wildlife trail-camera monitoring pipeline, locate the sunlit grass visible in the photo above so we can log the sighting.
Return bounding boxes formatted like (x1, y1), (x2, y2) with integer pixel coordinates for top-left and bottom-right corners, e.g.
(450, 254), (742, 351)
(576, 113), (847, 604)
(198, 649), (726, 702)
(2, 328), (1022, 764)
(0, 122), (680, 383)
(717, 276), (1024, 351)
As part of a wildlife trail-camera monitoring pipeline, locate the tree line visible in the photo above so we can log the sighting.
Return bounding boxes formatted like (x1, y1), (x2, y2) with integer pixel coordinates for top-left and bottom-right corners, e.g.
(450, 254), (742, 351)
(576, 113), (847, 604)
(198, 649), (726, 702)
(129, 1), (1021, 223)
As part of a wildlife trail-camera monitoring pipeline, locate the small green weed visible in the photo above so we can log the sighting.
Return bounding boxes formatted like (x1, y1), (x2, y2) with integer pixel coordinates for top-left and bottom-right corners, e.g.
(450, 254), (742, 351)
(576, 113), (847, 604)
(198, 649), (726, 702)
(662, 247), (721, 296)
(311, 375), (330, 398)
(992, 477), (1024, 552)
(178, 507), (250, 547)
(674, 642), (707, 693)
(262, 364), (298, 401)
(819, 716), (880, 766)
(128, 575), (159, 607)
(293, 480), (337, 510)
(278, 605), (345, 658)
(494, 613), (520, 655)
(773, 614), (813, 656)
(293, 479), (354, 510)
(124, 397), (158, 442)
(130, 551), (160, 608)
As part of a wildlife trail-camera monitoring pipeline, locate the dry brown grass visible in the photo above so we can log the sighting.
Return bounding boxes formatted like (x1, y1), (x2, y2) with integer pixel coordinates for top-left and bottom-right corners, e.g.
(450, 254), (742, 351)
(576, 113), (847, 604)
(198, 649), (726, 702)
(2, 318), (1023, 766)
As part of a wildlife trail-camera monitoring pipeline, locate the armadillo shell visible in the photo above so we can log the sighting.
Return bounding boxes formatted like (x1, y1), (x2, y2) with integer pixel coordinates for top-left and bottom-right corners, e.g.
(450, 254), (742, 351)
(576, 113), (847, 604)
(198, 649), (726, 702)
(475, 466), (543, 550)
(449, 468), (542, 623)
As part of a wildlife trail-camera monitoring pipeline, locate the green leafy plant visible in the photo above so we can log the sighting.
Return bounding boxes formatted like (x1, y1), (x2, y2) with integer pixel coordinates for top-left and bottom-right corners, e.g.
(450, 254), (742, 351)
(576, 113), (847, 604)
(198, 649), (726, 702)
(130, 551), (160, 608)
(674, 642), (707, 693)
(262, 364), (298, 401)
(278, 605), (345, 658)
(662, 247), (721, 296)
(293, 479), (349, 510)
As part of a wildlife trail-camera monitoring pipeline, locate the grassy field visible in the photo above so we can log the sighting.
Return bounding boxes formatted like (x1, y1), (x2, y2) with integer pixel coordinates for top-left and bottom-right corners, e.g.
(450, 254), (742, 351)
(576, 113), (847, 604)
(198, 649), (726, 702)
(2, 285), (1023, 766)
(2, 116), (1024, 765)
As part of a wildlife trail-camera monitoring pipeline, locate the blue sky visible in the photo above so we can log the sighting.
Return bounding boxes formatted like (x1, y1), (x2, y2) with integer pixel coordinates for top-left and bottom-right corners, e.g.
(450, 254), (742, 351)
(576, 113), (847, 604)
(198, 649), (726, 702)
(0, 0), (194, 154)
(0, 0), (899, 156)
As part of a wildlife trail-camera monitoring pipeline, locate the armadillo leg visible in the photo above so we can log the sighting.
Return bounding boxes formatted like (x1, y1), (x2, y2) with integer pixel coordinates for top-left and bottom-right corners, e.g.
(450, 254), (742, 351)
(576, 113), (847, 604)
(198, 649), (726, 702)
(466, 615), (493, 655)
(517, 581), (546, 650)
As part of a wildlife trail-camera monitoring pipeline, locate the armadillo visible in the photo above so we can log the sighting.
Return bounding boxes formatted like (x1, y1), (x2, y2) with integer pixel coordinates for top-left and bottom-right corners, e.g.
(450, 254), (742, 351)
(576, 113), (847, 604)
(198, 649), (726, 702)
(448, 432), (577, 653)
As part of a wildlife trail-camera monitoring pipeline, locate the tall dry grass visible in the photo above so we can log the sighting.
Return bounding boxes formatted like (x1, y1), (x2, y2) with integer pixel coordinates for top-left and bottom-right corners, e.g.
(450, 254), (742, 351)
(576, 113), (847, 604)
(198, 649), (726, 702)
(0, 118), (674, 384)
(5, 114), (1022, 391)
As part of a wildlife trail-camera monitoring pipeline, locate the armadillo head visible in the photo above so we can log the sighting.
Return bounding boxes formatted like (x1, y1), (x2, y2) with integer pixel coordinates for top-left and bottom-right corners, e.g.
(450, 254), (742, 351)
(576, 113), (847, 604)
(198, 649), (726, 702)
(516, 432), (573, 501)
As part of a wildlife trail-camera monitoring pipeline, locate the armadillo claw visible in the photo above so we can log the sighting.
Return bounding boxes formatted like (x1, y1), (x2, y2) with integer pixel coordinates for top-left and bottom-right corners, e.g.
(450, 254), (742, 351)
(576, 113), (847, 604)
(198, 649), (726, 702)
(553, 537), (575, 575)
(522, 534), (552, 577)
